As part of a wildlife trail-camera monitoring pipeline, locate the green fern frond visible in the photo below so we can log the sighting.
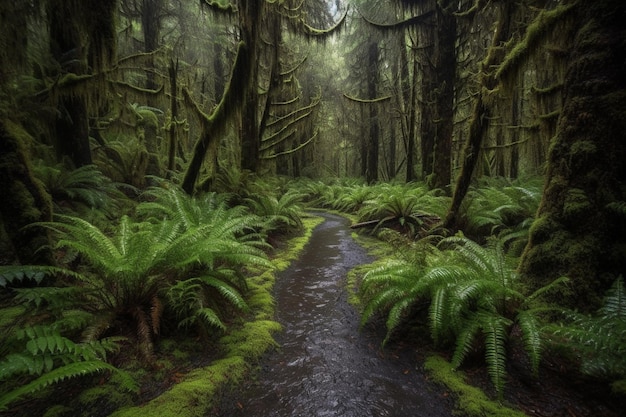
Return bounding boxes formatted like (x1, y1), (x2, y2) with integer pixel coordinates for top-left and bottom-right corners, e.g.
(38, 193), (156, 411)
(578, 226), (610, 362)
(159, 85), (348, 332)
(429, 286), (452, 346)
(516, 310), (542, 375)
(482, 313), (511, 396)
(606, 201), (626, 217)
(0, 265), (70, 288)
(359, 287), (406, 329)
(195, 308), (226, 331)
(13, 286), (85, 310)
(601, 276), (626, 318)
(383, 298), (414, 344)
(524, 276), (569, 307)
(0, 360), (137, 411)
(451, 318), (482, 369)
(198, 275), (249, 312)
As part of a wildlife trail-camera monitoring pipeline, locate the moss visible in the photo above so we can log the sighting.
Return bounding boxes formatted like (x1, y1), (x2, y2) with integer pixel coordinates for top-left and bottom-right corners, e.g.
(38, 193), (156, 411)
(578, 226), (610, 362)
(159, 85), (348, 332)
(562, 188), (592, 223)
(110, 213), (323, 417)
(496, 3), (578, 81)
(221, 320), (282, 359)
(111, 356), (247, 417)
(42, 405), (72, 417)
(136, 108), (159, 129)
(526, 214), (559, 244)
(611, 379), (626, 396)
(424, 355), (527, 417)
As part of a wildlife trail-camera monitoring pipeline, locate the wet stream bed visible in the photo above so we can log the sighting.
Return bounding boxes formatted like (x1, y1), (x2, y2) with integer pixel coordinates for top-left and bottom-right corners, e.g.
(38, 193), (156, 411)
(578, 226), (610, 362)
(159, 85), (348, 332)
(214, 212), (455, 417)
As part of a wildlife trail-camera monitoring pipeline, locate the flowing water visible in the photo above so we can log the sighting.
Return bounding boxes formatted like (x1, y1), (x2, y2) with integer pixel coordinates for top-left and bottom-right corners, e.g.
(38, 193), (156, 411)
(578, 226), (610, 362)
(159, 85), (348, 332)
(215, 212), (453, 417)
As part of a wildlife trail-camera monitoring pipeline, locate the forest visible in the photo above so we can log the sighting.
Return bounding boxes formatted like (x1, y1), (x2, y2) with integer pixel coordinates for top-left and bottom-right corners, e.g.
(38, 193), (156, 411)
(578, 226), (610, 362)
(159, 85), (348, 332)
(0, 0), (625, 416)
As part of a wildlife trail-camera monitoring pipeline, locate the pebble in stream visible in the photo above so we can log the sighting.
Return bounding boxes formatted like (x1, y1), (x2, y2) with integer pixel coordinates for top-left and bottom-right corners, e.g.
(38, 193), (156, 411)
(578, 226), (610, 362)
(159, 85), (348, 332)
(214, 213), (453, 417)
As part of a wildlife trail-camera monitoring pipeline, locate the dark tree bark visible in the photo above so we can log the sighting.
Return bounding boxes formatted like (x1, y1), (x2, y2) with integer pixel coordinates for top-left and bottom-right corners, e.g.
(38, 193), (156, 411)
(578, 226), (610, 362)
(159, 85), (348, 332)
(142, 0), (163, 177)
(48, 0), (92, 168)
(0, 120), (53, 265)
(518, 0), (626, 309)
(431, 2), (456, 189)
(182, 42), (250, 194)
(443, 1), (514, 230)
(167, 59), (179, 174)
(366, 41), (380, 184)
(240, 0), (262, 172)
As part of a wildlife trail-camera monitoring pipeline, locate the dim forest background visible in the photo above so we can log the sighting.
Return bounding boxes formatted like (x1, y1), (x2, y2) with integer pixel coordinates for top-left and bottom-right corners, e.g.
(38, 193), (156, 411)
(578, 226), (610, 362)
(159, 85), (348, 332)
(1, 1), (625, 416)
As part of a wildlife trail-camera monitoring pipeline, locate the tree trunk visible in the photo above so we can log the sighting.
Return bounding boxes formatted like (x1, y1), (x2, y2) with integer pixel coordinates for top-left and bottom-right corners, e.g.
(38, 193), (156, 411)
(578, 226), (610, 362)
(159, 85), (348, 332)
(431, 3), (455, 189)
(366, 41), (380, 184)
(518, 0), (626, 310)
(48, 0), (92, 168)
(443, 2), (513, 230)
(142, 0), (162, 178)
(0, 120), (52, 265)
(182, 42), (251, 194)
(167, 59), (179, 174)
(240, 0), (262, 172)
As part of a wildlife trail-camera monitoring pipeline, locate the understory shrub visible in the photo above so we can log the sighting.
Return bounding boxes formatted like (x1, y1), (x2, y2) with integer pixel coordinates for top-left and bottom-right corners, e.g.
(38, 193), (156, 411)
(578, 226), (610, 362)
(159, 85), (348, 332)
(359, 235), (565, 396)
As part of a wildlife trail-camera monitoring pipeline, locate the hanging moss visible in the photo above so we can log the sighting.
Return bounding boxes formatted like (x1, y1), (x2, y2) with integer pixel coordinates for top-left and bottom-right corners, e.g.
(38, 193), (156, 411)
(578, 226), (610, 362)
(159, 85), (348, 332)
(496, 3), (579, 82)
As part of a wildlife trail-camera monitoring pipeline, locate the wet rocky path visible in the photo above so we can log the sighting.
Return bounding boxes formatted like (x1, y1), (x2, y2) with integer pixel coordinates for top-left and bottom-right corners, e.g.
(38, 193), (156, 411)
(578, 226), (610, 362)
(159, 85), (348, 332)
(215, 212), (454, 417)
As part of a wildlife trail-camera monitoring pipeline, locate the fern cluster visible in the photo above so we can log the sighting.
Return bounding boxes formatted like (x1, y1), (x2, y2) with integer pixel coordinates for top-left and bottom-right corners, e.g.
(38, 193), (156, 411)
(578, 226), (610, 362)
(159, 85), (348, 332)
(1, 181), (281, 412)
(33, 163), (125, 216)
(458, 177), (542, 247)
(359, 235), (564, 396)
(547, 276), (626, 392)
(37, 185), (272, 359)
(0, 266), (137, 411)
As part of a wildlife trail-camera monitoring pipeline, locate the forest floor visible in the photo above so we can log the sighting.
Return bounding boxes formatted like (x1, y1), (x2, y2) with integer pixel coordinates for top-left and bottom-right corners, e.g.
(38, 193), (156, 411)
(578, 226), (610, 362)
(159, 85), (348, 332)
(3, 213), (625, 417)
(6, 339), (622, 417)
(394, 327), (625, 417)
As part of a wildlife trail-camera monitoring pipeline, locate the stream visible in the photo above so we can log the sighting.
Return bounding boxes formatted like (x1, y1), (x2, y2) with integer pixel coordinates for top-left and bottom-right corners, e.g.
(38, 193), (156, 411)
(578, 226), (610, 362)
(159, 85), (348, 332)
(215, 212), (454, 417)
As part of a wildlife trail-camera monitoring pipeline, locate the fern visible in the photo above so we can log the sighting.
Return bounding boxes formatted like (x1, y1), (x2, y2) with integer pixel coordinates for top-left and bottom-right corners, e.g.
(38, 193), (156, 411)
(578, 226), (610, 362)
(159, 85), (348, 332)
(549, 276), (626, 381)
(482, 314), (511, 396)
(359, 234), (560, 396)
(0, 360), (137, 411)
(244, 190), (304, 236)
(33, 163), (122, 215)
(0, 265), (69, 288)
(0, 322), (135, 412)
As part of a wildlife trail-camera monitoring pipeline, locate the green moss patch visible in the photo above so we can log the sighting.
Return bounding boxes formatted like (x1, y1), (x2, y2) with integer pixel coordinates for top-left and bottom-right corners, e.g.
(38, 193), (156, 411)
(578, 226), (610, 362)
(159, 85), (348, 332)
(424, 355), (527, 417)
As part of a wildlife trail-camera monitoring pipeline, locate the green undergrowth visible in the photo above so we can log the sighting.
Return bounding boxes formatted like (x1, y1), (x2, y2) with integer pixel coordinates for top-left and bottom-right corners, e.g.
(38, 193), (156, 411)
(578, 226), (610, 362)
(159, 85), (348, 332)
(346, 226), (533, 416)
(110, 214), (324, 417)
(424, 355), (527, 417)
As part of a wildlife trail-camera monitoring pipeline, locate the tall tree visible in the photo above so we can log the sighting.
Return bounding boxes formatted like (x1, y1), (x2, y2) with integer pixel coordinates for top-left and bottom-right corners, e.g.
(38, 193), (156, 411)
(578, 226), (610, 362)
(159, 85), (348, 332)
(518, 0), (626, 309)
(0, 3), (53, 265)
(443, 1), (517, 230)
(182, 0), (345, 192)
(46, 0), (118, 168)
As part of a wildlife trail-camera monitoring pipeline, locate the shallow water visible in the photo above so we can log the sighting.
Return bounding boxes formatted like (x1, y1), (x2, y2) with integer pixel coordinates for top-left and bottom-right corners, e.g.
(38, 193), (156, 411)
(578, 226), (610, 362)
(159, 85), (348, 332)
(215, 212), (452, 417)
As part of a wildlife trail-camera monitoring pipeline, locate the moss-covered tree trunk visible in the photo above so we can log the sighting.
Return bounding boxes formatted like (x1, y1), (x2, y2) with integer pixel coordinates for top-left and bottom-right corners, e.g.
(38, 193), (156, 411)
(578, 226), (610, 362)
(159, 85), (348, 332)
(142, 0), (163, 178)
(47, 0), (93, 168)
(0, 120), (52, 265)
(443, 2), (513, 230)
(240, 0), (262, 172)
(431, 3), (455, 190)
(366, 41), (380, 184)
(518, 0), (626, 309)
